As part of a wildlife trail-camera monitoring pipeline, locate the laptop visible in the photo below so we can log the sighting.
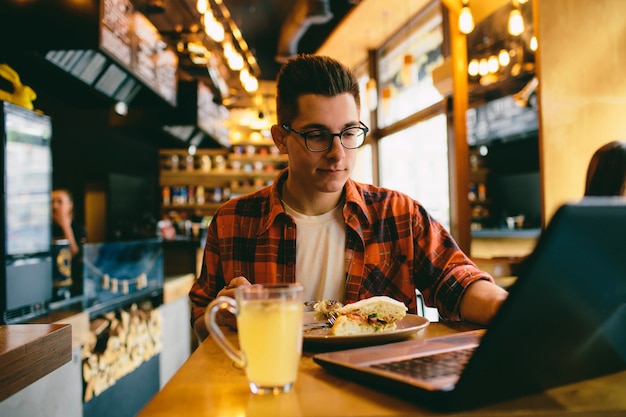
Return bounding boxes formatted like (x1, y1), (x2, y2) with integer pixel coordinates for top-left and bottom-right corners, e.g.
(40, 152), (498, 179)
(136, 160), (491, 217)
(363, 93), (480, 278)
(313, 198), (626, 411)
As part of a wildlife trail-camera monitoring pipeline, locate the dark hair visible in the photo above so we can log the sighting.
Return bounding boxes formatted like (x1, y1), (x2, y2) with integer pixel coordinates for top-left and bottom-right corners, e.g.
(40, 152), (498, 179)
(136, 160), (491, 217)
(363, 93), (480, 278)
(584, 141), (626, 196)
(275, 54), (360, 125)
(53, 187), (74, 203)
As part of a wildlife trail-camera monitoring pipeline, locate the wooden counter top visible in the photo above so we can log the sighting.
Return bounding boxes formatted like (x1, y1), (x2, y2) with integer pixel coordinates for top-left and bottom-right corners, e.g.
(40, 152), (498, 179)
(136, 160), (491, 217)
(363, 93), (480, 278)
(0, 323), (72, 402)
(138, 321), (626, 416)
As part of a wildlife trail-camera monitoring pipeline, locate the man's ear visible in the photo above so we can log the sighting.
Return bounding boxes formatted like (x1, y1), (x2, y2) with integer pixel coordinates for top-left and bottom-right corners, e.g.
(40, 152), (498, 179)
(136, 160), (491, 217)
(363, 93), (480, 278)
(271, 124), (288, 154)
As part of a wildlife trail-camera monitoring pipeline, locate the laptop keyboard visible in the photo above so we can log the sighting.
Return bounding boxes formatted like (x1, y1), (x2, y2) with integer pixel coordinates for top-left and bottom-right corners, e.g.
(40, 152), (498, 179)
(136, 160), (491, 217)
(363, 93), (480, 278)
(370, 347), (476, 380)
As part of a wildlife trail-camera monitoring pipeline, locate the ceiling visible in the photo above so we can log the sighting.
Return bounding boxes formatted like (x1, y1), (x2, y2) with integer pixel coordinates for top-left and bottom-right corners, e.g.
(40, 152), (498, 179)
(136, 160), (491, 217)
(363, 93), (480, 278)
(141, 0), (359, 106)
(0, 0), (526, 148)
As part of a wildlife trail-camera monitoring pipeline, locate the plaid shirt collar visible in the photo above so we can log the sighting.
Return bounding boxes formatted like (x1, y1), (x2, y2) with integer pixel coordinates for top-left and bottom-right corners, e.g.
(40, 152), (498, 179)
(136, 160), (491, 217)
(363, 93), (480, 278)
(259, 168), (372, 235)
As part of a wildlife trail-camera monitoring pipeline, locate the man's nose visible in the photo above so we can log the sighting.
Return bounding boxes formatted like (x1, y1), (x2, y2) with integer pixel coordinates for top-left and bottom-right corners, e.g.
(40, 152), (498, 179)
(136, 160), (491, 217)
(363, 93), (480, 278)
(326, 135), (346, 157)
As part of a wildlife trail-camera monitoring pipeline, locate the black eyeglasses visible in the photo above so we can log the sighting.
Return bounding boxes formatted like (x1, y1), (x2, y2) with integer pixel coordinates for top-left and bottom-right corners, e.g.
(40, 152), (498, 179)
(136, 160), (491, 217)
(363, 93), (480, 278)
(281, 122), (369, 152)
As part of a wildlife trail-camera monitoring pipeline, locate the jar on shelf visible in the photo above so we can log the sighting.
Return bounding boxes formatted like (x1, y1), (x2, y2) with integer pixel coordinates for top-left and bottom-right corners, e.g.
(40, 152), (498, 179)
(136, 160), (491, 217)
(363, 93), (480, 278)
(201, 155), (212, 172)
(214, 155), (226, 171)
(212, 188), (222, 202)
(188, 185), (196, 204)
(185, 155), (194, 171)
(196, 186), (205, 204)
(170, 154), (179, 171)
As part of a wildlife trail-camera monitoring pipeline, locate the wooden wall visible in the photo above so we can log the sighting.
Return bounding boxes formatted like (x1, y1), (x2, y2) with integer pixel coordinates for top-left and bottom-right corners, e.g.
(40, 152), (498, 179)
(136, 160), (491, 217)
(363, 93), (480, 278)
(536, 0), (626, 222)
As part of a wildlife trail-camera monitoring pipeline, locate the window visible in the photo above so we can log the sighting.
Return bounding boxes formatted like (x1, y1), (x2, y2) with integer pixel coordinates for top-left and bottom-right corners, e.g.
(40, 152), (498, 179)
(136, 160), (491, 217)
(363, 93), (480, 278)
(377, 4), (444, 128)
(379, 114), (450, 229)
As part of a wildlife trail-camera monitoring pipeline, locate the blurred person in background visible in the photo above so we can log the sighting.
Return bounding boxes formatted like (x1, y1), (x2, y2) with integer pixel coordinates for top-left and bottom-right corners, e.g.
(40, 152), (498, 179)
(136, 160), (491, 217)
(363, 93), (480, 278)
(52, 188), (87, 292)
(584, 141), (626, 196)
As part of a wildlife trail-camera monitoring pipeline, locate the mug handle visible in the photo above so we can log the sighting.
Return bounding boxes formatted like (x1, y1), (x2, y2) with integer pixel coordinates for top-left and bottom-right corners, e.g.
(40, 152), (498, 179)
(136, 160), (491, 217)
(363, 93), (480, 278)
(205, 296), (245, 367)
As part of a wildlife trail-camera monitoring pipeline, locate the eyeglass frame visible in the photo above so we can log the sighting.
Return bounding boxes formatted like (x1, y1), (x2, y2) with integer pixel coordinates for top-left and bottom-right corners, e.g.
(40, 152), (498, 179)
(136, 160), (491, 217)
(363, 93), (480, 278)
(281, 121), (369, 152)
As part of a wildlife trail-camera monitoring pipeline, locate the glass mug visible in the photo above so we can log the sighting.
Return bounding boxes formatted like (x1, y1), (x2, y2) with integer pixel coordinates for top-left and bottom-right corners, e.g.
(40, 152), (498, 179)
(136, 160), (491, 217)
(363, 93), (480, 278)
(205, 283), (304, 394)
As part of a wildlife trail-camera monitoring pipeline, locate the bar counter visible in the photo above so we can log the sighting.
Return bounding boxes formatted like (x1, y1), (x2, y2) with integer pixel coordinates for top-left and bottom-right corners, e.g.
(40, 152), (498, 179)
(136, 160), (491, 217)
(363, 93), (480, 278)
(138, 321), (626, 416)
(0, 323), (72, 402)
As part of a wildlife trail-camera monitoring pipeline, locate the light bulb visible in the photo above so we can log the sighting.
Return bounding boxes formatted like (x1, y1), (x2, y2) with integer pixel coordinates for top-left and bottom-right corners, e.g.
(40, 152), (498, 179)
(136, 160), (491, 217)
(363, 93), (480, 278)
(228, 53), (244, 71)
(223, 41), (234, 58)
(114, 101), (128, 116)
(530, 36), (538, 51)
(468, 59), (479, 76)
(498, 49), (510, 66)
(458, 5), (474, 34)
(196, 0), (208, 14)
(478, 58), (489, 76)
(244, 76), (258, 92)
(487, 55), (499, 73)
(508, 9), (524, 36)
(204, 17), (225, 42)
(239, 68), (249, 83)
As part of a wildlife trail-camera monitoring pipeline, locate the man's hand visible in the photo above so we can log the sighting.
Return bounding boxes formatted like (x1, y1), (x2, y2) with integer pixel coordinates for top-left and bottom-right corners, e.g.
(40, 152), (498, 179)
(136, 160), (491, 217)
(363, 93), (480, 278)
(214, 276), (252, 329)
(459, 280), (509, 325)
(194, 276), (252, 341)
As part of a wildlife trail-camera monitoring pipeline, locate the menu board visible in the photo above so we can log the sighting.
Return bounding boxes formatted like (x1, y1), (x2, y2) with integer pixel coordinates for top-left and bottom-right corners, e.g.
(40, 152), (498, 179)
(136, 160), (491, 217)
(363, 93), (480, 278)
(100, 0), (133, 68)
(466, 95), (538, 145)
(99, 0), (177, 106)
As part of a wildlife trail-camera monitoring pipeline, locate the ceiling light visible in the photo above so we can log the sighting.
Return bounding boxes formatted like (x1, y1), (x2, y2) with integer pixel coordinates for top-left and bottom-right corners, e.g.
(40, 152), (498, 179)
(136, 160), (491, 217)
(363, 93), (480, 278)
(114, 101), (128, 116)
(458, 0), (474, 34)
(478, 59), (489, 76)
(204, 15), (225, 42)
(508, 5), (524, 36)
(468, 59), (479, 76)
(187, 41), (207, 55)
(243, 75), (258, 92)
(227, 52), (244, 71)
(190, 53), (209, 65)
(487, 55), (499, 73)
(498, 49), (510, 66)
(196, 0), (208, 14)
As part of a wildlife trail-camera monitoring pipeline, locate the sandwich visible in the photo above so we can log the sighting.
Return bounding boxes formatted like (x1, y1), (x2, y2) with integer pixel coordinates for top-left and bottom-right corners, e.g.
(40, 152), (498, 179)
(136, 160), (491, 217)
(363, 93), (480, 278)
(314, 296), (408, 336)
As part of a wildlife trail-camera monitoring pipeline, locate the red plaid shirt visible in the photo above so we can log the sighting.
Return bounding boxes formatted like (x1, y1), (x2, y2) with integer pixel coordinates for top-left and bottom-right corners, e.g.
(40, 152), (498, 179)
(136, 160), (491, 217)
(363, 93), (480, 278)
(190, 169), (493, 326)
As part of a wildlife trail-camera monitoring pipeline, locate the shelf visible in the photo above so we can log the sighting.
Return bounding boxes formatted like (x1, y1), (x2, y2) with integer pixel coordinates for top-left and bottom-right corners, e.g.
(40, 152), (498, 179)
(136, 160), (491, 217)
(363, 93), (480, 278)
(159, 149), (228, 156)
(158, 144), (285, 219)
(159, 169), (278, 186)
(229, 154), (287, 164)
(162, 202), (223, 211)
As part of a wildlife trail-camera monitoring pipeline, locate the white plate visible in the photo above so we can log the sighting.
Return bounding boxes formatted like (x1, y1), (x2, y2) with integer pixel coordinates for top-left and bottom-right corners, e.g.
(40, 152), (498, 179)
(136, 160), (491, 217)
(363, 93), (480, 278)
(302, 311), (429, 347)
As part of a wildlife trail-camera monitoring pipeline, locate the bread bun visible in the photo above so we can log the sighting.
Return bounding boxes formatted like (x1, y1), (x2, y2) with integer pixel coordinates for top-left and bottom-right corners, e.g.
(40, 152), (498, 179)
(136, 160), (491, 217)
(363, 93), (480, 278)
(331, 314), (397, 336)
(331, 296), (408, 336)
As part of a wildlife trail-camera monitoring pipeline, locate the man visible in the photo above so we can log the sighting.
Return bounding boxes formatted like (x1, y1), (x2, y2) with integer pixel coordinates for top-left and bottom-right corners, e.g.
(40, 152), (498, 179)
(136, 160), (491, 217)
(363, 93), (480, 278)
(51, 188), (87, 296)
(51, 188), (86, 258)
(190, 54), (508, 341)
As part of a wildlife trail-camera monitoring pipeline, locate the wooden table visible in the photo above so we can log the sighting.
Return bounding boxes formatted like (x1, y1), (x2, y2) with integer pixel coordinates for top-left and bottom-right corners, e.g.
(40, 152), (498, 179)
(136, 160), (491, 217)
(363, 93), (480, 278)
(138, 322), (626, 416)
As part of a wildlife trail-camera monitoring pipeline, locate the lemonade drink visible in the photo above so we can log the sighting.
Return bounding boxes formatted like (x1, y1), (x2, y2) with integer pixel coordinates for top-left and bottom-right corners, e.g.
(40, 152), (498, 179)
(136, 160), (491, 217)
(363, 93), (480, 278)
(237, 298), (304, 390)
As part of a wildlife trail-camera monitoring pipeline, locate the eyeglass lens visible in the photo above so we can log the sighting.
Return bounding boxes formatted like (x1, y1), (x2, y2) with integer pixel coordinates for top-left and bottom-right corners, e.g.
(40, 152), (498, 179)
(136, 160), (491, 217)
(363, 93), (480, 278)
(306, 127), (366, 151)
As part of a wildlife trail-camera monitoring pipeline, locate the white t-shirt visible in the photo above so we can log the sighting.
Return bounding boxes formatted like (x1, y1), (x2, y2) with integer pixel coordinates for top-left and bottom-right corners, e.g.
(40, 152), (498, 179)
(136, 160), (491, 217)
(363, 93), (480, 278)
(283, 201), (346, 302)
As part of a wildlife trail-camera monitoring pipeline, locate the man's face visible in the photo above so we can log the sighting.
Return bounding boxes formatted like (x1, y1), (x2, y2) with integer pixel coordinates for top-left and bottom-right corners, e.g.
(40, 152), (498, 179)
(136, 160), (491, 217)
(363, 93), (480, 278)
(51, 191), (72, 216)
(275, 93), (361, 196)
